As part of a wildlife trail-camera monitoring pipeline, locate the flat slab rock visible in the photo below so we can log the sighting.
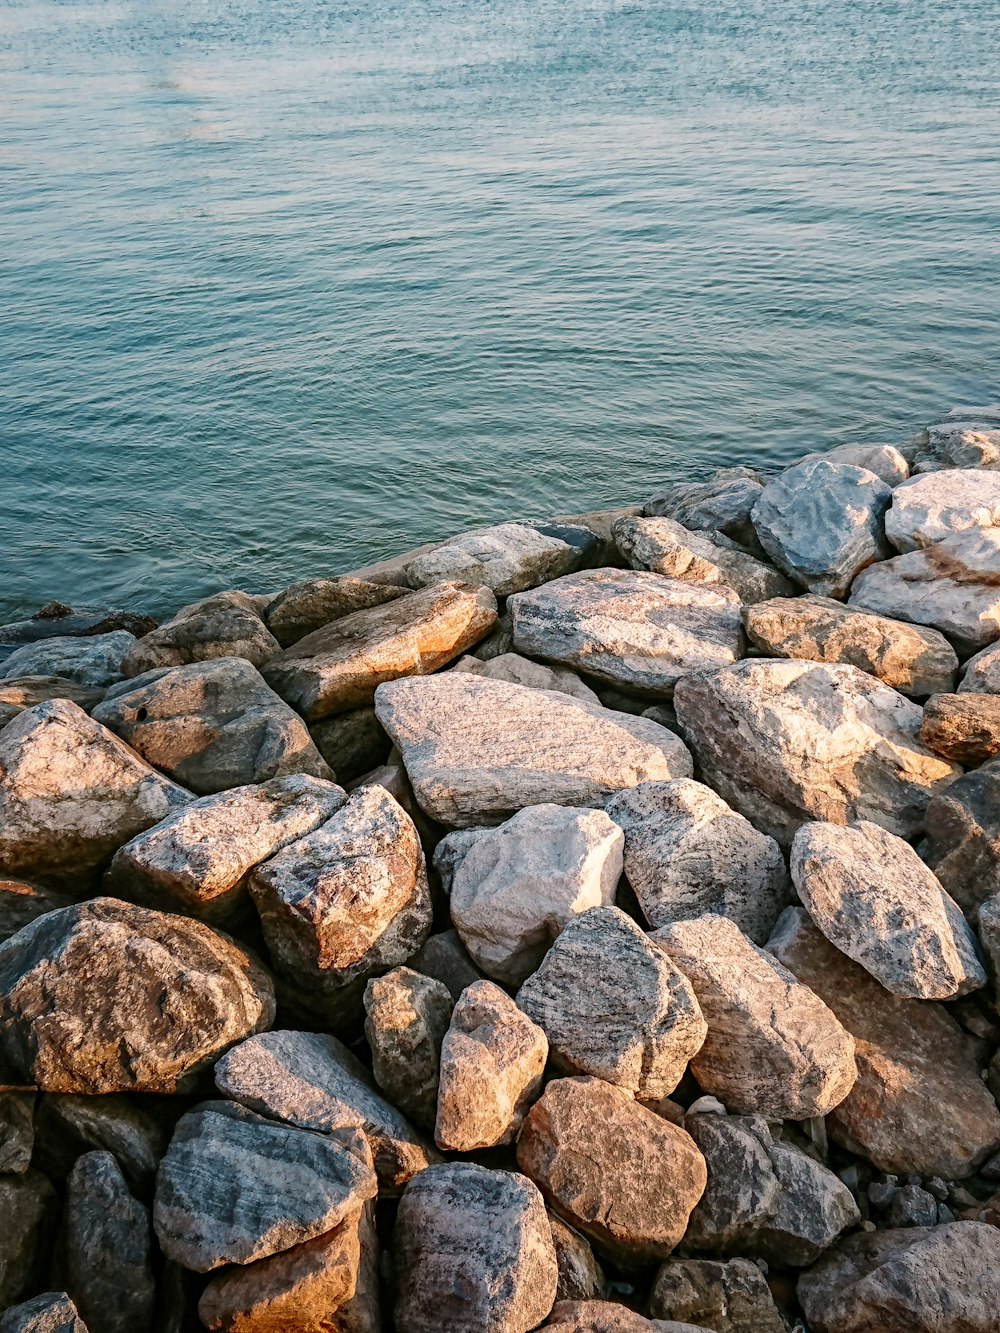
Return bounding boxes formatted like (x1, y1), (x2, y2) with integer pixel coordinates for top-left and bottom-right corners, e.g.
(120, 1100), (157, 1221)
(262, 580), (498, 721)
(612, 516), (794, 604)
(643, 467), (765, 549)
(263, 576), (407, 647)
(0, 896), (275, 1094)
(885, 467), (1000, 552)
(393, 1162), (557, 1333)
(653, 914), (856, 1119)
(673, 659), (959, 847)
(0, 675), (106, 715)
(404, 522), (583, 596)
(374, 673), (692, 827)
(768, 908), (1000, 1177)
(920, 690), (1000, 766)
(452, 651), (600, 704)
(790, 819), (985, 999)
(509, 568), (744, 698)
(743, 595), (958, 697)
(122, 592), (280, 677)
(0, 632), (136, 688)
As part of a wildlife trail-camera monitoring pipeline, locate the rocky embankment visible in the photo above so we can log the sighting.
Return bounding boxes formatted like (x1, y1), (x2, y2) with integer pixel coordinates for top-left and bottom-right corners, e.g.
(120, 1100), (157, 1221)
(2, 407), (1000, 1333)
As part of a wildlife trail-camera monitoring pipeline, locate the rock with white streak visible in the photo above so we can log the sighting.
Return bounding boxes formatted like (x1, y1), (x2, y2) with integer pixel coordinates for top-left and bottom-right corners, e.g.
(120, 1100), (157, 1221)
(790, 820), (985, 999)
(807, 443), (910, 486)
(885, 468), (1000, 552)
(517, 907), (706, 1101)
(405, 523), (583, 597)
(439, 804), (623, 985)
(673, 659), (959, 847)
(263, 576), (407, 647)
(262, 581), (498, 721)
(920, 691), (1000, 766)
(509, 569), (744, 698)
(960, 639), (1000, 693)
(644, 468), (765, 549)
(375, 674), (693, 828)
(751, 458), (892, 597)
(0, 633), (136, 688)
(122, 592), (280, 677)
(923, 759), (1000, 916)
(603, 780), (790, 942)
(612, 516), (795, 604)
(653, 914), (856, 1119)
(363, 967), (453, 1132)
(451, 652), (600, 704)
(0, 1294), (87, 1333)
(435, 981), (547, 1151)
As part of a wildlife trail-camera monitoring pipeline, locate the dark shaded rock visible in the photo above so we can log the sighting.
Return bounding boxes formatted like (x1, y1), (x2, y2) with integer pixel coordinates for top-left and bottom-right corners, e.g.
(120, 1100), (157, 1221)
(544, 1301), (703, 1331)
(0, 606), (156, 655)
(0, 1093), (34, 1174)
(920, 691), (1000, 766)
(0, 882), (73, 946)
(407, 929), (484, 1001)
(649, 1258), (787, 1333)
(33, 1093), (174, 1196)
(0, 634), (135, 689)
(122, 592), (279, 677)
(0, 1170), (58, 1308)
(363, 966), (452, 1133)
(0, 1293), (87, 1333)
(549, 1214), (606, 1303)
(644, 467), (765, 549)
(0, 675), (105, 717)
(923, 758), (1000, 916)
(263, 577), (406, 648)
(309, 709), (391, 785)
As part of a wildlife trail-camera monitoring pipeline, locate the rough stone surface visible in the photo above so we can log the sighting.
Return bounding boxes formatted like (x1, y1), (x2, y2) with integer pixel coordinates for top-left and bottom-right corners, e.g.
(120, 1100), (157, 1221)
(452, 651), (600, 704)
(32, 1092), (173, 1196)
(516, 1077), (707, 1266)
(0, 699), (191, 892)
(440, 804), (623, 985)
(797, 1221), (1000, 1333)
(920, 691), (1000, 766)
(435, 981), (547, 1151)
(517, 907), (706, 1100)
(743, 595), (958, 696)
(790, 819), (985, 999)
(215, 1028), (437, 1193)
(375, 674), (693, 827)
(549, 1215), (605, 1303)
(405, 523), (582, 596)
(407, 929), (484, 1001)
(612, 516), (794, 604)
(649, 1258), (787, 1333)
(805, 442), (910, 486)
(885, 468), (1000, 552)
(393, 1162), (557, 1333)
(0, 1093), (34, 1174)
(849, 526), (1000, 652)
(911, 413), (1000, 471)
(105, 774), (346, 923)
(0, 605), (155, 655)
(93, 658), (333, 796)
(923, 759), (1000, 916)
(603, 780), (790, 942)
(0, 1171), (58, 1309)
(262, 580), (498, 721)
(0, 897), (275, 1094)
(0, 633), (136, 688)
(653, 914), (856, 1119)
(643, 467), (765, 549)
(363, 967), (452, 1132)
(309, 709), (391, 785)
(122, 592), (280, 677)
(0, 881), (72, 945)
(544, 1303), (702, 1332)
(768, 908), (1000, 1177)
(263, 577), (406, 647)
(0, 1294), (87, 1333)
(509, 569), (744, 698)
(153, 1100), (377, 1272)
(960, 638), (1000, 693)
(0, 675), (105, 715)
(673, 659), (959, 847)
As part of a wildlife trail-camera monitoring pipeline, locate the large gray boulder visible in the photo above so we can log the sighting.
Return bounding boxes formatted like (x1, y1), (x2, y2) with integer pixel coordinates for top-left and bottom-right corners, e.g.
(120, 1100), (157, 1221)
(643, 467), (765, 549)
(611, 516), (794, 604)
(263, 576), (406, 647)
(808, 442), (909, 486)
(374, 674), (693, 827)
(122, 591), (280, 677)
(0, 632), (136, 688)
(405, 523), (583, 596)
(885, 468), (1000, 552)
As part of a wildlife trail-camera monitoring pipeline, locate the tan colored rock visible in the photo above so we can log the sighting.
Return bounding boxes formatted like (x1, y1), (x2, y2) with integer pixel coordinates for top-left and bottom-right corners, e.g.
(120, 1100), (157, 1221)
(920, 691), (1000, 766)
(923, 758), (1000, 915)
(405, 523), (583, 596)
(517, 1077), (707, 1266)
(393, 1162), (557, 1333)
(452, 651), (600, 703)
(263, 577), (407, 647)
(105, 775), (346, 923)
(612, 516), (794, 604)
(644, 467), (765, 549)
(743, 595), (958, 696)
(262, 581), (497, 721)
(0, 633), (136, 689)
(768, 907), (1000, 1176)
(911, 414), (1000, 471)
(363, 967), (452, 1132)
(0, 674), (105, 714)
(123, 592), (280, 677)
(509, 569), (744, 698)
(653, 914), (856, 1119)
(885, 468), (1000, 552)
(518, 907), (706, 1100)
(543, 1302), (703, 1332)
(673, 659), (960, 847)
(960, 638), (1000, 693)
(375, 673), (692, 827)
(0, 700), (191, 893)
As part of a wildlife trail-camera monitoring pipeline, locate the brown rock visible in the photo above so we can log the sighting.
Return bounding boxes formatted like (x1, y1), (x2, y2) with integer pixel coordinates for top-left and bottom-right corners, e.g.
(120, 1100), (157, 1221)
(923, 758), (1000, 916)
(122, 592), (280, 677)
(263, 577), (407, 647)
(920, 691), (1000, 766)
(363, 967), (452, 1132)
(543, 1301), (704, 1331)
(0, 675), (105, 713)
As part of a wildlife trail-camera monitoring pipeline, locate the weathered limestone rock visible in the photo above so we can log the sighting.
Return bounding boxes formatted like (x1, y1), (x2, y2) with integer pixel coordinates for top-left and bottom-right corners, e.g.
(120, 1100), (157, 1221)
(440, 804), (623, 985)
(405, 523), (582, 596)
(393, 1162), (557, 1333)
(105, 774), (346, 923)
(653, 915), (856, 1118)
(33, 1092), (173, 1196)
(215, 1029), (437, 1192)
(262, 581), (498, 721)
(923, 759), (1000, 915)
(0, 897), (275, 1094)
(0, 881), (72, 944)
(649, 1258), (787, 1333)
(0, 633), (135, 688)
(407, 929), (484, 1000)
(543, 1303), (703, 1332)
(612, 517), (794, 604)
(849, 526), (1000, 652)
(509, 569), (744, 698)
(435, 981), (547, 1152)
(790, 820), (985, 999)
(263, 577), (406, 647)
(768, 908), (1000, 1176)
(644, 467), (765, 549)
(154, 1101), (377, 1272)
(93, 658), (332, 796)
(960, 638), (1000, 693)
(751, 458), (891, 597)
(122, 592), (280, 677)
(309, 709), (391, 784)
(0, 675), (105, 714)
(452, 651), (600, 704)
(363, 967), (452, 1132)
(59, 1151), (155, 1333)
(920, 691), (1000, 766)
(911, 413), (1000, 471)
(885, 468), (1000, 552)
(0, 1294), (87, 1333)
(549, 1215), (605, 1303)
(375, 674), (692, 827)
(517, 1077), (707, 1265)
(673, 660), (959, 847)
(603, 781), (789, 942)
(797, 1222), (1000, 1333)
(249, 784), (431, 1024)
(0, 700), (191, 892)
(806, 442), (909, 486)
(517, 907), (706, 1100)
(0, 1093), (34, 1174)
(0, 1171), (58, 1308)
(743, 595), (958, 696)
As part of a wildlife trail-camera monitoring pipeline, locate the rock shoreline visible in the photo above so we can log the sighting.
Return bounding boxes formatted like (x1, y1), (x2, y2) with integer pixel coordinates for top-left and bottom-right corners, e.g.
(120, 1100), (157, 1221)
(2, 404), (1000, 1332)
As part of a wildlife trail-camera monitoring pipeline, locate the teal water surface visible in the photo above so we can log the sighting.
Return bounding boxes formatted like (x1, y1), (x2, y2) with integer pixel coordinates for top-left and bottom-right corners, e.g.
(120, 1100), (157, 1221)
(2, 0), (998, 619)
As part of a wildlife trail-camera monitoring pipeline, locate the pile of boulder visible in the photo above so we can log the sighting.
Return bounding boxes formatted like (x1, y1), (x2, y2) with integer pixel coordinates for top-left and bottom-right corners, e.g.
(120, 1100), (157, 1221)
(2, 405), (1000, 1332)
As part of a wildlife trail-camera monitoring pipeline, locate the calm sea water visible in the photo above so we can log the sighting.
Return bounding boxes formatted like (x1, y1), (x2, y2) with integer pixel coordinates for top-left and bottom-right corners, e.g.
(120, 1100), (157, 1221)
(1, 0), (998, 620)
